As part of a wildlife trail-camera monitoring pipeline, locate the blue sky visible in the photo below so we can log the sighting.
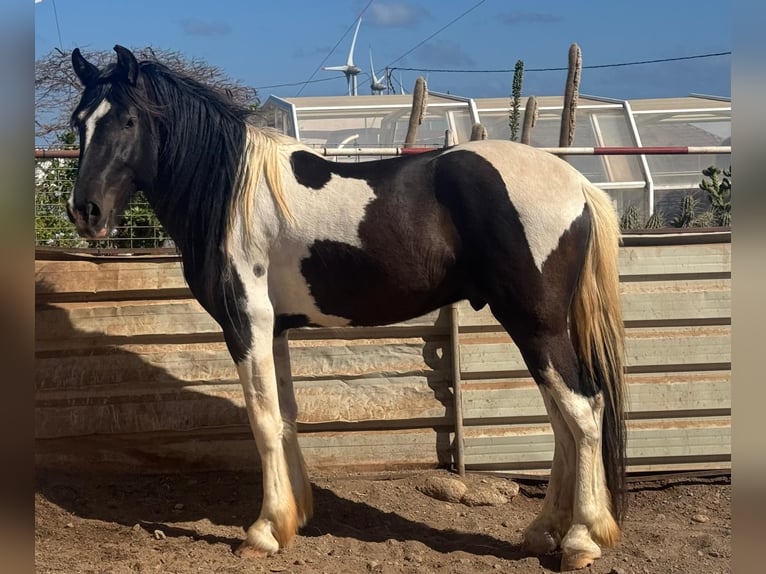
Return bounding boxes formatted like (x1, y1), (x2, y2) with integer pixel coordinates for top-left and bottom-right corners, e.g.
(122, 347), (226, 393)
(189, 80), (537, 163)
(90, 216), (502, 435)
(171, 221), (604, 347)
(35, 0), (732, 100)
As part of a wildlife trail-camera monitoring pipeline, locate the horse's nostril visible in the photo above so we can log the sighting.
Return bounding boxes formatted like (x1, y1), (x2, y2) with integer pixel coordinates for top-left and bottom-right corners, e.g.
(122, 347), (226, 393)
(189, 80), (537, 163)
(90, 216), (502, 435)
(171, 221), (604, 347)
(86, 202), (101, 219)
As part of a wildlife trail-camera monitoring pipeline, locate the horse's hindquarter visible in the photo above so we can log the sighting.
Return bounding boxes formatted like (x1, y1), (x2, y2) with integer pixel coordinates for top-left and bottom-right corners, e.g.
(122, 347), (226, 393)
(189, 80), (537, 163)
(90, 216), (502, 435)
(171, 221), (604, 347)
(438, 140), (589, 274)
(268, 150), (466, 328)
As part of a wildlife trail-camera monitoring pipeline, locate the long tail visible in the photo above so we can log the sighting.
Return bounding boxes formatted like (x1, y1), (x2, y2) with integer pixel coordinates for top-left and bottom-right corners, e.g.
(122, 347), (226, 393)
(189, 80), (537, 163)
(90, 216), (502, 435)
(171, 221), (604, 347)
(570, 180), (627, 522)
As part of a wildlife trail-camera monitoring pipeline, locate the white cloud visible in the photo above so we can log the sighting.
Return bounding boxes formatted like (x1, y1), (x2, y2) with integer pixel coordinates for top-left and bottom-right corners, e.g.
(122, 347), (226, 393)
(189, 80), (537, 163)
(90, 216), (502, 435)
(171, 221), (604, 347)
(368, 2), (427, 28)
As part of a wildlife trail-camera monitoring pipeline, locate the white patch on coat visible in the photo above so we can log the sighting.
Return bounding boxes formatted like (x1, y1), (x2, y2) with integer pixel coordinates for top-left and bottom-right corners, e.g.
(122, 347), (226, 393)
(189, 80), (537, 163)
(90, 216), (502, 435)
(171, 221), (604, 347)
(268, 168), (376, 326)
(444, 140), (587, 272)
(227, 144), (375, 327)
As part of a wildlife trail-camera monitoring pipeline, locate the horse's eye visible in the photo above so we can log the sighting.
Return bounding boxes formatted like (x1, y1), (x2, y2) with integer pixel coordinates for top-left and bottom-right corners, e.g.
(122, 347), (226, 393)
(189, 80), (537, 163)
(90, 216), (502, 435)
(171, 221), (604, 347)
(125, 117), (136, 129)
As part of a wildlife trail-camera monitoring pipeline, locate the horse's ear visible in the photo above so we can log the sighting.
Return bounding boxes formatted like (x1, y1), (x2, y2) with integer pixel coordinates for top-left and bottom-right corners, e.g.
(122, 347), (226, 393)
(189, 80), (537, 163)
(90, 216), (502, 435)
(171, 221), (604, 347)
(72, 48), (99, 86)
(113, 45), (139, 86)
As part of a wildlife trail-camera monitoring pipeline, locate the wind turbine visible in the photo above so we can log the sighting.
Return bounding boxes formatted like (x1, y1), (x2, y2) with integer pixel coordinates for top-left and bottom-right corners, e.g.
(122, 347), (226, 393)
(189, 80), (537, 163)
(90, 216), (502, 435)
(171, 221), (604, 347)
(369, 48), (386, 95)
(323, 17), (363, 96)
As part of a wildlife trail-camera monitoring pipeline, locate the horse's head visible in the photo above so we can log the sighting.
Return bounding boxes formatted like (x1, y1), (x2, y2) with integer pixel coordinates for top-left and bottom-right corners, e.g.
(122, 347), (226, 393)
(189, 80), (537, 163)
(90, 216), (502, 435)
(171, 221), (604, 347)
(67, 45), (158, 239)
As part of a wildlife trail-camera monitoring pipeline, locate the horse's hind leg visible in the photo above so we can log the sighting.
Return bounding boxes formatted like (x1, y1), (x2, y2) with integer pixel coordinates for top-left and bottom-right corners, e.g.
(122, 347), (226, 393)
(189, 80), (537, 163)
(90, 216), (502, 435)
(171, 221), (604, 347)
(522, 386), (576, 554)
(273, 333), (313, 527)
(493, 309), (618, 570)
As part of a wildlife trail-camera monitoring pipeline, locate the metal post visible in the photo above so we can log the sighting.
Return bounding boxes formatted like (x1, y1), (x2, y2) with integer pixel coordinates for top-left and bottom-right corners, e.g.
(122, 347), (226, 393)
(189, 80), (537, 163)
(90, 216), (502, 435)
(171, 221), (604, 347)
(449, 303), (465, 476)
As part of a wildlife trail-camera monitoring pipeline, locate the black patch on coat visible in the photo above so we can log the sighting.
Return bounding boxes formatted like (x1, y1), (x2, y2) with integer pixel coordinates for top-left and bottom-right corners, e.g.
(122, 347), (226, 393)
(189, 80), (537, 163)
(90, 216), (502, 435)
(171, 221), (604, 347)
(253, 264), (265, 277)
(298, 150), (469, 326)
(290, 151), (332, 189)
(186, 259), (252, 364)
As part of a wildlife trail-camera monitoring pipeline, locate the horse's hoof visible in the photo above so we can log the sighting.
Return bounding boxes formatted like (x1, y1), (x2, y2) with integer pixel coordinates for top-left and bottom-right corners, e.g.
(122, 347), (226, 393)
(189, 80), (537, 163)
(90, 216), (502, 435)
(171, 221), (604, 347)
(560, 551), (598, 571)
(235, 541), (271, 559)
(521, 529), (558, 555)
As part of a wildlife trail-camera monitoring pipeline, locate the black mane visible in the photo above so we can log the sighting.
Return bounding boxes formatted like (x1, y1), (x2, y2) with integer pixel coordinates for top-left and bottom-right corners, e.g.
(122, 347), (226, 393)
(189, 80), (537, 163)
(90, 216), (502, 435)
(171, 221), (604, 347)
(82, 60), (257, 318)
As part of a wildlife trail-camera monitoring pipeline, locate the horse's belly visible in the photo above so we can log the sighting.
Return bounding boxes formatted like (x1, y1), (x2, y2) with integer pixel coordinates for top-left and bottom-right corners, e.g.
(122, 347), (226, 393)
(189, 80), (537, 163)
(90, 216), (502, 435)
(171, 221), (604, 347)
(269, 241), (460, 329)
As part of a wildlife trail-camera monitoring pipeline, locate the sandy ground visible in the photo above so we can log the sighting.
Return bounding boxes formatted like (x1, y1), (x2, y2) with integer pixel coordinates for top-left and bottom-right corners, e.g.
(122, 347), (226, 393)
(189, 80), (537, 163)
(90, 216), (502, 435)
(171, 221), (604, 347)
(35, 468), (730, 573)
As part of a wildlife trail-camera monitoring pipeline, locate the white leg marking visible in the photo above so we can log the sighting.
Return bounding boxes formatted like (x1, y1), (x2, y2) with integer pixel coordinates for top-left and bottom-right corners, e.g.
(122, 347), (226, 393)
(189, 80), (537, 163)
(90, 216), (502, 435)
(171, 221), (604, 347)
(523, 387), (576, 554)
(231, 265), (299, 556)
(542, 365), (619, 567)
(273, 333), (313, 527)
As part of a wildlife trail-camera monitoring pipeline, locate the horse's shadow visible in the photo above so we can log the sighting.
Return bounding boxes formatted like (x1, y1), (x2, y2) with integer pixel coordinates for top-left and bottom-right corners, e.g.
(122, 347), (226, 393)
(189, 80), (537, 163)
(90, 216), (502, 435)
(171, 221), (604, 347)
(35, 278), (550, 567)
(37, 469), (547, 565)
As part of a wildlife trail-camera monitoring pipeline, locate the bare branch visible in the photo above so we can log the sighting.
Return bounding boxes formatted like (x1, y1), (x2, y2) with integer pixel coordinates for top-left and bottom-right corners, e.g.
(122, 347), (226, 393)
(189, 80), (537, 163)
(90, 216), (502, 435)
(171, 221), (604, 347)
(35, 46), (259, 144)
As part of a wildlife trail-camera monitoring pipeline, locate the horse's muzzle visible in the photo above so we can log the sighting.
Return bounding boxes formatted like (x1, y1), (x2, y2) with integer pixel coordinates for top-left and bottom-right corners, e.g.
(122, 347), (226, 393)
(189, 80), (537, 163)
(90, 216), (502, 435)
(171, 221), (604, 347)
(66, 201), (110, 239)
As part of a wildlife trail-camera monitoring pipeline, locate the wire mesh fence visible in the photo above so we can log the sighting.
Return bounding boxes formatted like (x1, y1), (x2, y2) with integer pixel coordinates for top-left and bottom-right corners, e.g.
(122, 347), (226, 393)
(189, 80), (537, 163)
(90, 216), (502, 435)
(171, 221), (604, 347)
(35, 147), (173, 250)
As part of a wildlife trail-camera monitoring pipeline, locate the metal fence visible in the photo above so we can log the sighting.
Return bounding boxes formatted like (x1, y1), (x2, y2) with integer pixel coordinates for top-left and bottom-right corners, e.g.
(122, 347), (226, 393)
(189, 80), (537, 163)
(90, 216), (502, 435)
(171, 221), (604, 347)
(35, 148), (172, 250)
(35, 144), (730, 249)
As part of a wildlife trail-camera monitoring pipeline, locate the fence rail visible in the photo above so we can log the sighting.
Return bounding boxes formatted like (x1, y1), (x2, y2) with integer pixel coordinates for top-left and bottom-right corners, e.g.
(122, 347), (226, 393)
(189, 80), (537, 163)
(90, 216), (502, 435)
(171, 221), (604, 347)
(35, 231), (731, 475)
(36, 145), (732, 160)
(35, 144), (731, 250)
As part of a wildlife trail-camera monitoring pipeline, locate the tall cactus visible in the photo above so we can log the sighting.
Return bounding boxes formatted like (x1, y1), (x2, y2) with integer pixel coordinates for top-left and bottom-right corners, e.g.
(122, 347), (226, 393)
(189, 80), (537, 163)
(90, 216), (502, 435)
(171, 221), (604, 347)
(509, 60), (524, 141)
(521, 95), (538, 145)
(644, 210), (666, 229)
(404, 76), (428, 148)
(559, 43), (582, 148)
(620, 204), (642, 231)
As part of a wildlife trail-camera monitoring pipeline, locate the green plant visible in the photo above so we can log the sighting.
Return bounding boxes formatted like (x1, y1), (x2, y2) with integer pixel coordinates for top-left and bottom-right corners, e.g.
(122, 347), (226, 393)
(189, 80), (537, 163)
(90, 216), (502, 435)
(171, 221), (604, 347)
(699, 165), (731, 226)
(644, 209), (666, 229)
(509, 60), (524, 141)
(35, 132), (171, 249)
(619, 204), (642, 230)
(672, 193), (701, 228)
(34, 132), (85, 247)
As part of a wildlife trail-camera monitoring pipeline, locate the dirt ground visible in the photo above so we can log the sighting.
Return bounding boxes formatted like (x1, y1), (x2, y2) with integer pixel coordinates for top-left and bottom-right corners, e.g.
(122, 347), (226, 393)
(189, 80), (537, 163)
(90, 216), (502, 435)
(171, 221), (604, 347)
(35, 468), (730, 574)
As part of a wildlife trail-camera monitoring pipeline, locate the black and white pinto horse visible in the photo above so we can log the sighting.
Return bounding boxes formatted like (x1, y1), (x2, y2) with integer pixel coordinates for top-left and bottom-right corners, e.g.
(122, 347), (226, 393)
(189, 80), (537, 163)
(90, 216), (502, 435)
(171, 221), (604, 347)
(67, 46), (627, 571)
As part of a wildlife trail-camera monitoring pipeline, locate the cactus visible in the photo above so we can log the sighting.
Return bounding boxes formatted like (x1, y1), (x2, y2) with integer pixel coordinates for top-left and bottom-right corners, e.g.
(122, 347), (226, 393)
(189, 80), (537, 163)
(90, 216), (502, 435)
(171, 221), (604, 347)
(470, 123), (488, 141)
(699, 165), (731, 226)
(692, 210), (716, 228)
(509, 60), (524, 141)
(521, 95), (538, 145)
(672, 193), (699, 228)
(620, 204), (642, 231)
(644, 210), (666, 229)
(404, 76), (428, 148)
(559, 43), (582, 148)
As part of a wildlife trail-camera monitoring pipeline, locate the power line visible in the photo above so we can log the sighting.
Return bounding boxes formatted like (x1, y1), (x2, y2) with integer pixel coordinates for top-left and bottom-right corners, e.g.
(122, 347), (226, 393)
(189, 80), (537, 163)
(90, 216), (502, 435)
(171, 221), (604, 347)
(294, 0), (375, 96)
(390, 51), (732, 74)
(257, 76), (341, 91)
(256, 50), (730, 93)
(384, 0), (488, 70)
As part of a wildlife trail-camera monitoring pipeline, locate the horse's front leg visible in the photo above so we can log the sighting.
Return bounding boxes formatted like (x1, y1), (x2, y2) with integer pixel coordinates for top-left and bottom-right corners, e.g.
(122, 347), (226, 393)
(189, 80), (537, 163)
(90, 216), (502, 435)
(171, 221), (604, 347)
(230, 290), (299, 557)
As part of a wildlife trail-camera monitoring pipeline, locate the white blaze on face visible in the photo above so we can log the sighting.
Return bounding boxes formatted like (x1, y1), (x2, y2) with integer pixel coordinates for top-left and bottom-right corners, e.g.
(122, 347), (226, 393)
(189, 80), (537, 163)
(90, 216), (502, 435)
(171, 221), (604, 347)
(68, 99), (112, 213)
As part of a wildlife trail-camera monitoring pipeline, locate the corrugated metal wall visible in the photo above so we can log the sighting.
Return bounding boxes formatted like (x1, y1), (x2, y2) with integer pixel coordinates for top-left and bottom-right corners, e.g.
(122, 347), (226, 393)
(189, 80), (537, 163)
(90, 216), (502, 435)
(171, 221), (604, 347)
(35, 231), (730, 475)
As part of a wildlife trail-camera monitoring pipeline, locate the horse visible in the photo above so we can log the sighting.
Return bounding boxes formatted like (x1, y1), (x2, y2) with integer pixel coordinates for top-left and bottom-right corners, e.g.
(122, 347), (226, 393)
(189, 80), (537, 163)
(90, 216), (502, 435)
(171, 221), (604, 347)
(66, 45), (627, 571)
